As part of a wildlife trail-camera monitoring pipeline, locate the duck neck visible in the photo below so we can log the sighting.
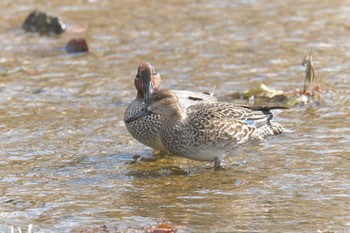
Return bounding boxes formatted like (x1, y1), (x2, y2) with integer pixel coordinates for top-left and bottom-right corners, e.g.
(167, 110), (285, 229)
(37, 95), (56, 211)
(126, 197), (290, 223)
(163, 103), (186, 125)
(136, 91), (143, 99)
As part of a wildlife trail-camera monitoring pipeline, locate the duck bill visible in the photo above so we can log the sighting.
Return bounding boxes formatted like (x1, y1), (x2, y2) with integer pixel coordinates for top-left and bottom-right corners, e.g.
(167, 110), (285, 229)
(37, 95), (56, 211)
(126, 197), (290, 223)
(142, 70), (154, 104)
(125, 108), (150, 123)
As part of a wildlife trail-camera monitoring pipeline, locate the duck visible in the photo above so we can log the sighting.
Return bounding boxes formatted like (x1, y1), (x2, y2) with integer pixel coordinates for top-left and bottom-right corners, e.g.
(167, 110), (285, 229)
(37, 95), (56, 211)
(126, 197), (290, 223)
(126, 88), (285, 168)
(124, 62), (217, 151)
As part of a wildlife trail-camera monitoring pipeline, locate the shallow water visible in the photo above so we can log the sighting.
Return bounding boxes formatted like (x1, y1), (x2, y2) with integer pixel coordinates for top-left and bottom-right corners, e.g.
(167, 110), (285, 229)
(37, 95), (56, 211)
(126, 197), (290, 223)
(0, 0), (350, 232)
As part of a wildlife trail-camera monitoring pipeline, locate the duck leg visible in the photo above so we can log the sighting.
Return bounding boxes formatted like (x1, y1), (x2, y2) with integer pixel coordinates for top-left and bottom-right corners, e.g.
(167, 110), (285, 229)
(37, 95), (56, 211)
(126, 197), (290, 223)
(214, 158), (222, 169)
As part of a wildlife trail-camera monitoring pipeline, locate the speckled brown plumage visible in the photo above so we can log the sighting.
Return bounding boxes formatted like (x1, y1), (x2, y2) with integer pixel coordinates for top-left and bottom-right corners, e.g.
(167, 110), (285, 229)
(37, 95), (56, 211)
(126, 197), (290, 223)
(136, 89), (285, 168)
(124, 62), (217, 151)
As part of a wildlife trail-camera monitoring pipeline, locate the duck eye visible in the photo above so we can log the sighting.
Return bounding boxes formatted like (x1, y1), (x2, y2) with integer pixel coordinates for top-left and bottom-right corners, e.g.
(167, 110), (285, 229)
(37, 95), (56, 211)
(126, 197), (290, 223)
(153, 94), (163, 101)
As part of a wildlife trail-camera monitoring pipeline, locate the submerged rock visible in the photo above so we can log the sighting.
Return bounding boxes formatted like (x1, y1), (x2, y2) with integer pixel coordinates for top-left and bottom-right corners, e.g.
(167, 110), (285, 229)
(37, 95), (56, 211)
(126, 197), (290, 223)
(22, 10), (66, 35)
(65, 38), (89, 53)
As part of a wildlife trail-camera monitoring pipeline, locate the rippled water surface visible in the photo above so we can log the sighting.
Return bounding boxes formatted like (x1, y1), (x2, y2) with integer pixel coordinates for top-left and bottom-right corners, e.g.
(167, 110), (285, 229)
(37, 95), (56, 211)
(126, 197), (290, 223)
(1, 0), (350, 232)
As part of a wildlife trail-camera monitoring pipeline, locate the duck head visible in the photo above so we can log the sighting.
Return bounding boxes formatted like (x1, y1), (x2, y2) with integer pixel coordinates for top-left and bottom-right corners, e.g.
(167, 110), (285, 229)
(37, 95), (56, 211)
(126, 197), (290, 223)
(134, 62), (161, 100)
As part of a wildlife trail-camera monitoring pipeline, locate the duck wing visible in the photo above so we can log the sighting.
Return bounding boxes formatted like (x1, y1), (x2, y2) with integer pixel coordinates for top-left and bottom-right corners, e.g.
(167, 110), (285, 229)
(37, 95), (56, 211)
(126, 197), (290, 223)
(172, 90), (217, 109)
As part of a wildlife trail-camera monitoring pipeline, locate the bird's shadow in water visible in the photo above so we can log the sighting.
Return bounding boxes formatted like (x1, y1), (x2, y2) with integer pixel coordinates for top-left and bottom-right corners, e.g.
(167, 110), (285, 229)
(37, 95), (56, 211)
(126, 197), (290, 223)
(125, 151), (191, 178)
(124, 151), (247, 178)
